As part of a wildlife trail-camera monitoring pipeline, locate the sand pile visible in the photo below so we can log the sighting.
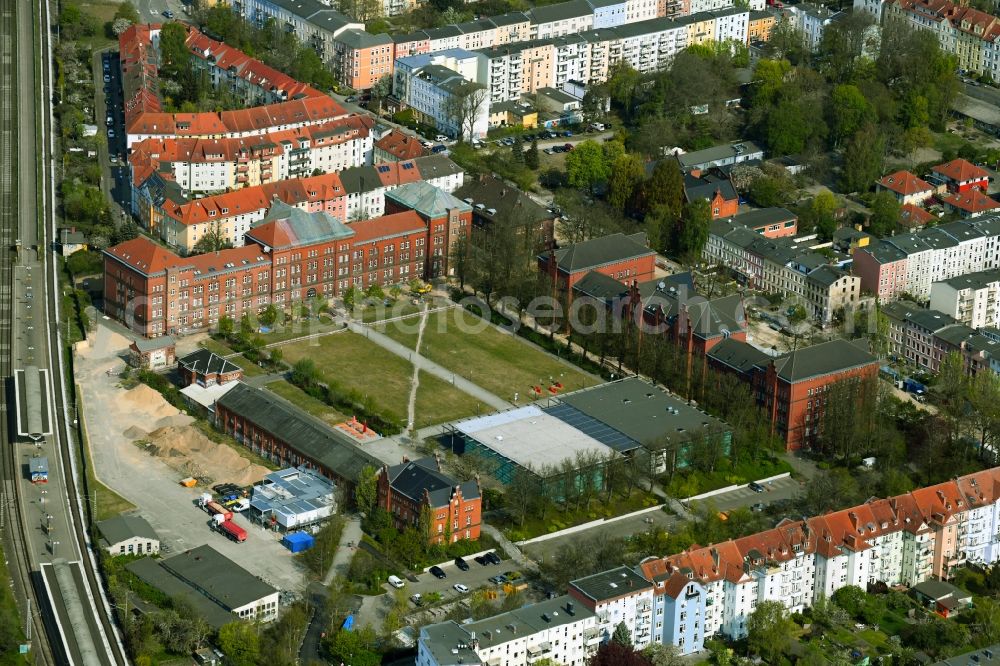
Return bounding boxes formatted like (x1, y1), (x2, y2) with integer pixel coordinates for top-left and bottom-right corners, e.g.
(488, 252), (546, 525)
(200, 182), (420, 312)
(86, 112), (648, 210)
(141, 425), (270, 487)
(121, 384), (180, 421)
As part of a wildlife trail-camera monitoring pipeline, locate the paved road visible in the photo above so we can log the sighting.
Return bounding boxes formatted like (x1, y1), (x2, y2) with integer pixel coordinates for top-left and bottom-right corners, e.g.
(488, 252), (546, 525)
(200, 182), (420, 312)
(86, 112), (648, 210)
(523, 474), (805, 562)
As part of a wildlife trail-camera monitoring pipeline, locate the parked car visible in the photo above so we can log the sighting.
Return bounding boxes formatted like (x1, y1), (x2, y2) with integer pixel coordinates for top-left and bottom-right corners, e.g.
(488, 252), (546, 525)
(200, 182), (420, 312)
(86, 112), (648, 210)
(563, 143), (573, 151)
(345, 95), (357, 103)
(551, 145), (564, 153)
(103, 74), (111, 83)
(435, 134), (449, 143)
(474, 555), (489, 566)
(429, 565), (446, 579)
(485, 551), (502, 565)
(543, 148), (554, 155)
(562, 130), (573, 137)
(488, 575), (508, 584)
(454, 557), (470, 571)
(748, 481), (765, 493)
(162, 9), (174, 18)
(431, 144), (448, 153)
(410, 593), (423, 606)
(453, 583), (469, 593)
(388, 575), (405, 589)
(751, 502), (766, 513)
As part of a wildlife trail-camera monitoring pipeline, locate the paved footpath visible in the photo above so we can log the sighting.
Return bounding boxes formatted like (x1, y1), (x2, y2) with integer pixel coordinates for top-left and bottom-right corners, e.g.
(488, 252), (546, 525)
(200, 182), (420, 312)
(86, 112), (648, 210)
(345, 320), (513, 412)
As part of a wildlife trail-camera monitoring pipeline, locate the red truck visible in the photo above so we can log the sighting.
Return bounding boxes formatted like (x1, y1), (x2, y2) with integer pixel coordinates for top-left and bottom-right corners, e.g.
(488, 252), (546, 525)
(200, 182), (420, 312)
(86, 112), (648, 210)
(205, 501), (233, 522)
(219, 520), (247, 543)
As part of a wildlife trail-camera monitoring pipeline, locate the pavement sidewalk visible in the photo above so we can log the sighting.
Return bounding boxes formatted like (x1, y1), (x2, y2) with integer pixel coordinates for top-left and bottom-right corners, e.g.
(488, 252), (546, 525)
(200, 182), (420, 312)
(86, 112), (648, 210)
(324, 515), (363, 586)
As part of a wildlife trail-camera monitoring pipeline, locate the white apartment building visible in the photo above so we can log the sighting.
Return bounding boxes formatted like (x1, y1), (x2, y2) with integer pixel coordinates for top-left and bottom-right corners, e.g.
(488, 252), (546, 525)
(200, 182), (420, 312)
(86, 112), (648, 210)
(569, 567), (656, 649)
(929, 269), (1000, 330)
(393, 61), (490, 140)
(787, 2), (843, 50)
(418, 468), (1000, 660)
(232, 0), (363, 62)
(530, 0), (596, 38)
(417, 595), (600, 666)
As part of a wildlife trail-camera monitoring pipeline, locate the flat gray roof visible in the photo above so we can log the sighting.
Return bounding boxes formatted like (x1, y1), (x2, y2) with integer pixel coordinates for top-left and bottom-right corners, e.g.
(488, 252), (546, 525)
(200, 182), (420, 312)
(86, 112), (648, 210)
(557, 378), (730, 447)
(158, 545), (276, 611)
(454, 405), (613, 470)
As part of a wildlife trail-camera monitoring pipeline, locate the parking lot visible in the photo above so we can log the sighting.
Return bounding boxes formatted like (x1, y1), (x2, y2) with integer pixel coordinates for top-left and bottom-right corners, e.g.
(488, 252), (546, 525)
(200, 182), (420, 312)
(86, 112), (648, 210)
(393, 553), (523, 606)
(688, 474), (803, 514)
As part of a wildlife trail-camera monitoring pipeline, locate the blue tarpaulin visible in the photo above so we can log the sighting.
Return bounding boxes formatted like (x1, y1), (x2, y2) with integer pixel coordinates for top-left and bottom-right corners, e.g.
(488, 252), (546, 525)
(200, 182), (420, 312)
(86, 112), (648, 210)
(342, 614), (355, 631)
(282, 531), (315, 553)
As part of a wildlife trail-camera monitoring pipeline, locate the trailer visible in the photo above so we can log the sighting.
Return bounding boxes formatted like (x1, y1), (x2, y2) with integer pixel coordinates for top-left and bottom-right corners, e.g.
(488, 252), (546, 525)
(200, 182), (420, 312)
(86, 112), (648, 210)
(205, 501), (233, 521)
(29, 457), (48, 484)
(218, 520), (247, 543)
(903, 378), (927, 395)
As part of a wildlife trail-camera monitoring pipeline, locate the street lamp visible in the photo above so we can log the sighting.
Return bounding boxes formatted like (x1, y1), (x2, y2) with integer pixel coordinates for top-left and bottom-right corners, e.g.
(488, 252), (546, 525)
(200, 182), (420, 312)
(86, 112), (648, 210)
(50, 541), (60, 558)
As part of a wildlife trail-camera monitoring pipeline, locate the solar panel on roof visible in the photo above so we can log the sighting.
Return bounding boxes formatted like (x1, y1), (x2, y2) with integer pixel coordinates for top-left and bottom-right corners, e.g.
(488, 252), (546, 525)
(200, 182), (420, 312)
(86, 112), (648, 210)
(544, 403), (640, 453)
(402, 163), (414, 170)
(377, 165), (391, 173)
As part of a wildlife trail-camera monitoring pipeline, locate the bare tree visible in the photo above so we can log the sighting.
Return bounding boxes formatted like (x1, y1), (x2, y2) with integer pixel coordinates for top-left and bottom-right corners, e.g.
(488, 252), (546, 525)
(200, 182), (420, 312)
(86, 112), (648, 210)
(444, 82), (489, 143)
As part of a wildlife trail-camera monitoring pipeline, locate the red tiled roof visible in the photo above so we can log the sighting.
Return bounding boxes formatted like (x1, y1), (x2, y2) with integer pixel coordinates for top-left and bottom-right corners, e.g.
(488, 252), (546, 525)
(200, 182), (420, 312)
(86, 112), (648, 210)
(878, 170), (932, 196)
(350, 211), (426, 242)
(184, 244), (271, 275)
(104, 236), (181, 275)
(933, 158), (990, 183)
(941, 189), (1000, 213)
(375, 129), (426, 161)
(899, 203), (935, 227)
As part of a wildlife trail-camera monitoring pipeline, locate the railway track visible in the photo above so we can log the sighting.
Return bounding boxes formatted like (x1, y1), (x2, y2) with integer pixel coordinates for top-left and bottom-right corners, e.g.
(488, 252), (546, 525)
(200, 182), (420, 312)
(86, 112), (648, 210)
(32, 0), (130, 661)
(0, 3), (55, 663)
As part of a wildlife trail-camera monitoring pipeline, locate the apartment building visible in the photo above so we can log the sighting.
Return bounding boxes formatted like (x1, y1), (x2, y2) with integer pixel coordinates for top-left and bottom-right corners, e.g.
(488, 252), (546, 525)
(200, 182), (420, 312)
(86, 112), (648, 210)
(393, 60), (490, 140)
(853, 217), (1000, 301)
(417, 595), (600, 666)
(419, 467), (1000, 658)
(119, 25), (347, 148)
(569, 568), (656, 649)
(104, 189), (463, 337)
(704, 218), (861, 324)
(128, 115), (374, 199)
(529, 0), (596, 38)
(884, 0), (1000, 75)
(135, 155), (463, 252)
(231, 0), (363, 60)
(331, 30), (395, 91)
(539, 232), (656, 290)
(787, 2), (843, 50)
(930, 269), (1000, 329)
(881, 302), (965, 371)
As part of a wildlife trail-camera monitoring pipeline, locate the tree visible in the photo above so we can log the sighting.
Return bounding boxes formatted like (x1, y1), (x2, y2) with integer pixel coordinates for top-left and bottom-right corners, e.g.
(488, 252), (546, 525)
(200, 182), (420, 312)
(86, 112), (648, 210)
(606, 61), (642, 119)
(641, 160), (685, 218)
(829, 84), (874, 147)
(841, 122), (886, 193)
(803, 189), (839, 240)
(525, 137), (540, 170)
(354, 465), (378, 514)
(445, 83), (489, 142)
(324, 626), (380, 666)
(675, 199), (712, 260)
(746, 600), (793, 662)
(565, 140), (610, 191)
(611, 621), (633, 647)
(114, 1), (140, 23)
(868, 191), (900, 237)
(259, 304), (279, 328)
(192, 221), (233, 254)
(217, 315), (235, 339)
(642, 642), (684, 666)
(607, 153), (645, 213)
(343, 285), (361, 309)
(370, 74), (392, 114)
(589, 641), (652, 666)
(217, 621), (260, 666)
(158, 22), (191, 82)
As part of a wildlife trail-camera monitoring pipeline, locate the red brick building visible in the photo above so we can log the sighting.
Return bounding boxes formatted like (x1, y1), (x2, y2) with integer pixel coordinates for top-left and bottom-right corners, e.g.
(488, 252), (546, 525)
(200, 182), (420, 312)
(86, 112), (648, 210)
(708, 337), (879, 451)
(384, 181), (473, 279)
(104, 189), (458, 337)
(177, 349), (244, 387)
(376, 457), (482, 544)
(539, 232), (656, 291)
(215, 383), (380, 492)
(684, 175), (739, 220)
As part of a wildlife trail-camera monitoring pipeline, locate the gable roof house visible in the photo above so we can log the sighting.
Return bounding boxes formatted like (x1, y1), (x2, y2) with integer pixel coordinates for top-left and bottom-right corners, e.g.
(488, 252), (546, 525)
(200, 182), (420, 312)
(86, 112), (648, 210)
(377, 456), (482, 543)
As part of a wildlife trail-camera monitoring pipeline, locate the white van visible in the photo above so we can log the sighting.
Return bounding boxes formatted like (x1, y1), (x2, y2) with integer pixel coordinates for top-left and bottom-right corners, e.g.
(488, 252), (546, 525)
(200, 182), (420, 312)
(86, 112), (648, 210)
(388, 575), (405, 589)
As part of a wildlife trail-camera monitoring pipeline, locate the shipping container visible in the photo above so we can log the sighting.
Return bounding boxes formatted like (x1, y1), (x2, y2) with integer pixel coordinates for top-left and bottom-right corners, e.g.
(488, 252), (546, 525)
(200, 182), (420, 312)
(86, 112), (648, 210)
(282, 532), (315, 553)
(219, 520), (247, 542)
(205, 501), (233, 521)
